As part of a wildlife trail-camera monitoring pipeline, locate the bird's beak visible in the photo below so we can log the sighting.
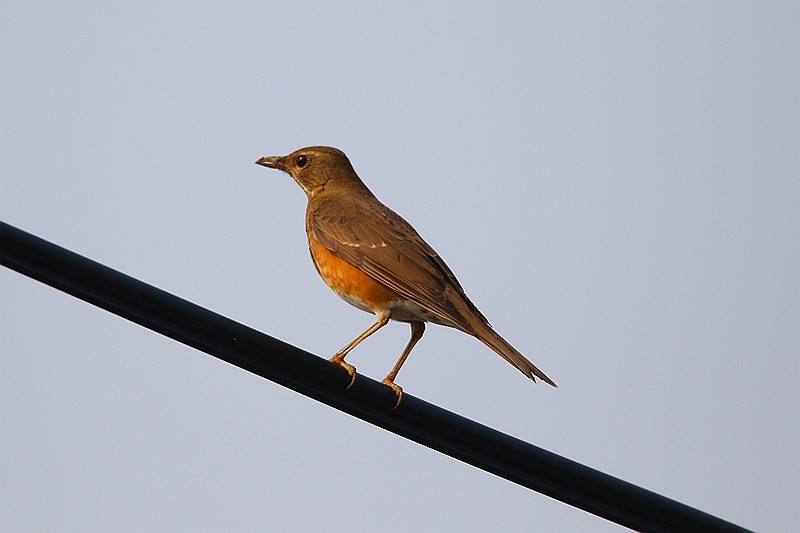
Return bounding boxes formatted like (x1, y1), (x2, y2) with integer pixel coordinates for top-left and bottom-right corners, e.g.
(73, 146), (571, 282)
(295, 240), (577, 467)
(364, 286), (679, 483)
(255, 155), (281, 169)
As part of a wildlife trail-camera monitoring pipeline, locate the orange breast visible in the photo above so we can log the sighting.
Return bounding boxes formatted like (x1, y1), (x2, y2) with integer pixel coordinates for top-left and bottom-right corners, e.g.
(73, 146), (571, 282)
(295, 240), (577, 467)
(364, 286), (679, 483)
(308, 236), (399, 312)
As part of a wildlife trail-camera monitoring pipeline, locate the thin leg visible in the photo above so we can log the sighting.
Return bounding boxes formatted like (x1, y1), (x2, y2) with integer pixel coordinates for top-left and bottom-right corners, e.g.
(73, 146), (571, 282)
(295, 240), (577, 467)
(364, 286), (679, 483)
(330, 309), (391, 388)
(382, 321), (425, 408)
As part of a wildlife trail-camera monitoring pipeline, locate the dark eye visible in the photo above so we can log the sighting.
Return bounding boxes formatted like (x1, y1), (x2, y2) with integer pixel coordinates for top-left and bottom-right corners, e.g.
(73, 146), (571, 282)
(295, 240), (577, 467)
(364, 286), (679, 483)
(296, 155), (308, 167)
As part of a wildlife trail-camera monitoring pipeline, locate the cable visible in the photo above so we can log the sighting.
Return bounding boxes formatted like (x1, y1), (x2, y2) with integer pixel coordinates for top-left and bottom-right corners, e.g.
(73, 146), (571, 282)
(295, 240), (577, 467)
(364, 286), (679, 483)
(0, 221), (751, 532)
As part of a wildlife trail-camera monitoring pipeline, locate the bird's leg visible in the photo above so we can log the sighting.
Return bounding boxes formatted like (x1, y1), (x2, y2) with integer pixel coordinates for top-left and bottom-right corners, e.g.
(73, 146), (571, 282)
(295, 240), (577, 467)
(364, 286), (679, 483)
(330, 309), (391, 389)
(381, 321), (425, 408)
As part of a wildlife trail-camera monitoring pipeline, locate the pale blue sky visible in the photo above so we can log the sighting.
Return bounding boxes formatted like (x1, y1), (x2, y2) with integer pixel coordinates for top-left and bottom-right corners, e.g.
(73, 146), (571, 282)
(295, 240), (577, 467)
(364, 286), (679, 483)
(2, 2), (798, 531)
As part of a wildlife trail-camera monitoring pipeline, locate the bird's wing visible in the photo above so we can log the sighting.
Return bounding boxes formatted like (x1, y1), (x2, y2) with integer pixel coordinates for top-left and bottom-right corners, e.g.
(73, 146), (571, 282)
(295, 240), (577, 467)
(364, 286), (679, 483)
(309, 196), (488, 333)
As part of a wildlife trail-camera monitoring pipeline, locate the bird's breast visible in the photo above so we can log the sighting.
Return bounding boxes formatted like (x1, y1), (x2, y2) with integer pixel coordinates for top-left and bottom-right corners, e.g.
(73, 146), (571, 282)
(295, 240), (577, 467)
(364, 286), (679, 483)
(308, 236), (399, 313)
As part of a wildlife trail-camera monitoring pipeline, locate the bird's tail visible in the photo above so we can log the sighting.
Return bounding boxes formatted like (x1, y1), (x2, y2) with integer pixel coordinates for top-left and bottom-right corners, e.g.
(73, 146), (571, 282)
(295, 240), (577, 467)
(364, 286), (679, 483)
(442, 285), (557, 387)
(472, 320), (557, 387)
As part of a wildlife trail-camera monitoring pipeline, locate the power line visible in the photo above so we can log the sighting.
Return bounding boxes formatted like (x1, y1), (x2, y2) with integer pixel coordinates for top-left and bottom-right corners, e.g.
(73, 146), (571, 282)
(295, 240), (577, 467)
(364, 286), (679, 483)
(1, 221), (751, 532)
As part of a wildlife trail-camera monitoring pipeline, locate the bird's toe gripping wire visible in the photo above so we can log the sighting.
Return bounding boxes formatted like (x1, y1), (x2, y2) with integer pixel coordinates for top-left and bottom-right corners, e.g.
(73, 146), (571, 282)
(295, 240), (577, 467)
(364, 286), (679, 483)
(381, 378), (403, 409)
(330, 355), (357, 389)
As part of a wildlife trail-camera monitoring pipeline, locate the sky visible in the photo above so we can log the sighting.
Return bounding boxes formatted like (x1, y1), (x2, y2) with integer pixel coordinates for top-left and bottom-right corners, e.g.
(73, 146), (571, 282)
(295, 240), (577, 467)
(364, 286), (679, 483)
(2, 1), (798, 531)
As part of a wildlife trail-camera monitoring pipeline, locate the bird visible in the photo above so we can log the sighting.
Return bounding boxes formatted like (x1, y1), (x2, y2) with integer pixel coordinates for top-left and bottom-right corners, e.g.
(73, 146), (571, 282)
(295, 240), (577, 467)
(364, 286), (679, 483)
(256, 146), (556, 407)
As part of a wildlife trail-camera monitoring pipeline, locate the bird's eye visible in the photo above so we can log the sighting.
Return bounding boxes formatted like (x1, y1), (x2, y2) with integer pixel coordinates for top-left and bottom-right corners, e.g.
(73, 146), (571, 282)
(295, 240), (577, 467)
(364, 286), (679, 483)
(296, 155), (308, 167)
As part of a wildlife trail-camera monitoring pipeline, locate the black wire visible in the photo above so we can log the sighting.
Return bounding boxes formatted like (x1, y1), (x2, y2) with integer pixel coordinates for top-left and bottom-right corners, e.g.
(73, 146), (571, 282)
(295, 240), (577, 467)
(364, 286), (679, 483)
(0, 221), (751, 532)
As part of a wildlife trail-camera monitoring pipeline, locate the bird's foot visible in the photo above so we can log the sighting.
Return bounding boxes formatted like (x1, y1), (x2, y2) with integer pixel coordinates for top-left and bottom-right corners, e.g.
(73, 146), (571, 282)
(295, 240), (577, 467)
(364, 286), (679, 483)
(381, 378), (403, 409)
(330, 356), (357, 389)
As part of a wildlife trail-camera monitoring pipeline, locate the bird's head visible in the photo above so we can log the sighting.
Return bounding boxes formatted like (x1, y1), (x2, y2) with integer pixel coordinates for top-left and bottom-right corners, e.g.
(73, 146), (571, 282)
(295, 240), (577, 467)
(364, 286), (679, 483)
(256, 146), (360, 197)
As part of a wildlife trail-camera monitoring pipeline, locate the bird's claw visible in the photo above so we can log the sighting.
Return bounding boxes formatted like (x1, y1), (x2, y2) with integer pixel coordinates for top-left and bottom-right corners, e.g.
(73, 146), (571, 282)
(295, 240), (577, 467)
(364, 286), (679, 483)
(330, 357), (357, 389)
(381, 378), (403, 409)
